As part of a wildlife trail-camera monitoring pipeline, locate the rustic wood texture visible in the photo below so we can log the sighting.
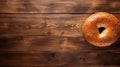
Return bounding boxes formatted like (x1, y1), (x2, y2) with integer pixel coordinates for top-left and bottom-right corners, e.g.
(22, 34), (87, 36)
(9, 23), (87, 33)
(0, 51), (120, 66)
(0, 0), (120, 13)
(0, 36), (120, 52)
(0, 0), (120, 67)
(0, 14), (120, 36)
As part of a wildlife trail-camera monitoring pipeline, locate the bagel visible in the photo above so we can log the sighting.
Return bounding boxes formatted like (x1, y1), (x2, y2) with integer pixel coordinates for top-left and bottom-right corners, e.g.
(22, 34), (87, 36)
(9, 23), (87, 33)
(82, 12), (120, 47)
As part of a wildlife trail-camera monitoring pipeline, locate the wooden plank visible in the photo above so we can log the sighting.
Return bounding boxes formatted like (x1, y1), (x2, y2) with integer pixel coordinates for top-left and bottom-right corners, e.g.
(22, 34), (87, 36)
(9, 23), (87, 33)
(0, 14), (120, 52)
(0, 14), (120, 36)
(0, 14), (89, 36)
(0, 0), (120, 13)
(0, 51), (120, 66)
(0, 36), (120, 52)
(60, 65), (120, 67)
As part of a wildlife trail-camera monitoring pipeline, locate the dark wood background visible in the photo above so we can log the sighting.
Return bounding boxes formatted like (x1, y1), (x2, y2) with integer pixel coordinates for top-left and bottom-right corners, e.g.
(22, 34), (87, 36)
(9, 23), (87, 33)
(0, 0), (120, 66)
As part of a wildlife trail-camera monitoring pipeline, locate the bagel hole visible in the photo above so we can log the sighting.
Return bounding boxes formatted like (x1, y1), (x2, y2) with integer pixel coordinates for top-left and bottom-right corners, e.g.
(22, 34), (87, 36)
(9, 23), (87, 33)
(98, 27), (106, 34)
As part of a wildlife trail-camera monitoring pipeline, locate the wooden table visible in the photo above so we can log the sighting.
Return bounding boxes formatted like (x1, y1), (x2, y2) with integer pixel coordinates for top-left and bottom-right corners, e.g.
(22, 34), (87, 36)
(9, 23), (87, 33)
(0, 0), (120, 66)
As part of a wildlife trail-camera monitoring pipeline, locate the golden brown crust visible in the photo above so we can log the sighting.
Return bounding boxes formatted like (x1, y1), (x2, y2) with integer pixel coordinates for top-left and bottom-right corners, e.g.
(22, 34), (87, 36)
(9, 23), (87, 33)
(82, 12), (120, 47)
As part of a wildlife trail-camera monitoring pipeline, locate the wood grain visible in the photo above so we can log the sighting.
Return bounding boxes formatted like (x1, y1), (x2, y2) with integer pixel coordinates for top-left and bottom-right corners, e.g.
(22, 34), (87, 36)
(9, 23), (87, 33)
(0, 14), (120, 66)
(0, 36), (120, 53)
(0, 14), (120, 36)
(0, 14), (87, 36)
(0, 0), (120, 13)
(0, 51), (120, 66)
(0, 0), (120, 66)
(0, 36), (120, 52)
